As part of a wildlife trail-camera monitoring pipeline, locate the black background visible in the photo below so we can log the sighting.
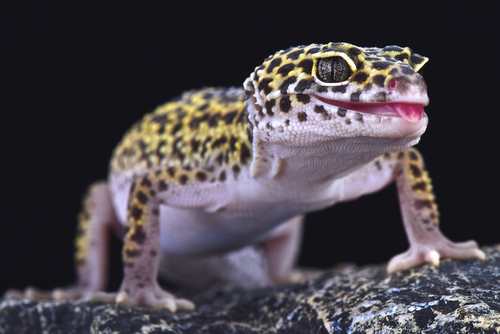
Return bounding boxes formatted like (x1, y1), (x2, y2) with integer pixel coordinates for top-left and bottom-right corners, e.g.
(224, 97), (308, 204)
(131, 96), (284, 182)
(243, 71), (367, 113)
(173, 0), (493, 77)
(1, 2), (498, 295)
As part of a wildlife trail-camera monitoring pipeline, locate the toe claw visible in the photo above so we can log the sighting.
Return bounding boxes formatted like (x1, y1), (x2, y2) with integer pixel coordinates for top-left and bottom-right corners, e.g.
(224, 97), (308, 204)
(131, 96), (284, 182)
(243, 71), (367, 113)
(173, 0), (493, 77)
(426, 250), (440, 267)
(176, 298), (196, 311)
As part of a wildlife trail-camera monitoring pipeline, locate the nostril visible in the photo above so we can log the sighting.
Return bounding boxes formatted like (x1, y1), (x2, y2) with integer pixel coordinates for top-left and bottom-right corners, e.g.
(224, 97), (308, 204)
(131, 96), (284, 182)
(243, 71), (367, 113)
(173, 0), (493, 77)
(389, 79), (397, 90)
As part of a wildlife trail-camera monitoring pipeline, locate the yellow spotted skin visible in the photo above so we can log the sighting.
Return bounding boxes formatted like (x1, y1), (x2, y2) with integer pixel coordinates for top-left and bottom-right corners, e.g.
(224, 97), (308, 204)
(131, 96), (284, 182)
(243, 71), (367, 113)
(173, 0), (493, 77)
(111, 87), (252, 177)
(379, 148), (439, 225)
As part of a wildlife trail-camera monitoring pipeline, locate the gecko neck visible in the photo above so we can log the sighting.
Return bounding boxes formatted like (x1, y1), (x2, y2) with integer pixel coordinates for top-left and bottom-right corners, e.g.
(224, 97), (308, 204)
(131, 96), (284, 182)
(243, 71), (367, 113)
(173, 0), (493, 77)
(250, 134), (420, 185)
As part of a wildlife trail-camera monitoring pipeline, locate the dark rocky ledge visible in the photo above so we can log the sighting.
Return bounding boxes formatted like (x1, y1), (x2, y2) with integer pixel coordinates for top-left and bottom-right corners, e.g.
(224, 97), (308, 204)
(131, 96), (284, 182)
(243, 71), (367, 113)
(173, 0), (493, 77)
(1, 245), (500, 334)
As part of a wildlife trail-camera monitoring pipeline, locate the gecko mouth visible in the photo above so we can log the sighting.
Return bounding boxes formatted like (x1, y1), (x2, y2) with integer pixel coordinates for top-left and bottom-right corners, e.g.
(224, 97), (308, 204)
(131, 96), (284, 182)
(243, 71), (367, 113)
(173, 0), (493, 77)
(313, 95), (425, 123)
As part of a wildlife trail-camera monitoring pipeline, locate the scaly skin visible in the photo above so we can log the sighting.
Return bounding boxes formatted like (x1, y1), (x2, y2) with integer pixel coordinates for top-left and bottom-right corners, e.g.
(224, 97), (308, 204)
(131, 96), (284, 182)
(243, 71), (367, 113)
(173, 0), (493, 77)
(8, 43), (485, 311)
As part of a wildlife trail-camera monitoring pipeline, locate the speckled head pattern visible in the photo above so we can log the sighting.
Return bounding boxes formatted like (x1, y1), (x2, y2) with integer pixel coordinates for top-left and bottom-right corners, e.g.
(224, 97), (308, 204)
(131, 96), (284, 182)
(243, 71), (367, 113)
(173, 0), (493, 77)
(244, 42), (429, 145)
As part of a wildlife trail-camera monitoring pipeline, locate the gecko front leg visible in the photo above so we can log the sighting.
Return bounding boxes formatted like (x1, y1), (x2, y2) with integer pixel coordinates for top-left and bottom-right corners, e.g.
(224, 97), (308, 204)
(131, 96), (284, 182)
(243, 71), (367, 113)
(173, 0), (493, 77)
(336, 148), (485, 273)
(107, 169), (196, 311)
(385, 149), (485, 272)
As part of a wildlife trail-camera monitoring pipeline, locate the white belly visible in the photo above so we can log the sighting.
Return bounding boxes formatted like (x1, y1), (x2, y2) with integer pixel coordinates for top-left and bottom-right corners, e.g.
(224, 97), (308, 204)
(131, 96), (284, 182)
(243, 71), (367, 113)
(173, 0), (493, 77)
(108, 168), (339, 256)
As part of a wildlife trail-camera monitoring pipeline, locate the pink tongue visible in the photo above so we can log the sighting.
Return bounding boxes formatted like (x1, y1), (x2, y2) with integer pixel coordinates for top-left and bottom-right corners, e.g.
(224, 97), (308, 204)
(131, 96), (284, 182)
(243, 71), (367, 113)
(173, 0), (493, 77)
(391, 103), (424, 123)
(312, 95), (424, 123)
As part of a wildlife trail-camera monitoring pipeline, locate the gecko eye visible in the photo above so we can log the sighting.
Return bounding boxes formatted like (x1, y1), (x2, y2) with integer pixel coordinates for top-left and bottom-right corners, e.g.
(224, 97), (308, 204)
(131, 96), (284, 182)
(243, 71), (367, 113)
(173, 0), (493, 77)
(317, 57), (352, 83)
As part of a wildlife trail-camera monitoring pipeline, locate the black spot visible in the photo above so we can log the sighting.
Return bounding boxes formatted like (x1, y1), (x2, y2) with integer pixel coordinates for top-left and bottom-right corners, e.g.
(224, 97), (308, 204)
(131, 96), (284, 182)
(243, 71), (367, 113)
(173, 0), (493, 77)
(198, 103), (209, 111)
(150, 114), (168, 124)
(208, 113), (221, 127)
(136, 191), (149, 204)
(137, 282), (145, 288)
(229, 136), (237, 151)
(411, 54), (426, 64)
(125, 249), (141, 258)
(306, 47), (320, 54)
(296, 94), (310, 104)
(345, 119), (351, 125)
(171, 122), (182, 135)
(294, 79), (313, 92)
(280, 96), (291, 112)
(202, 91), (214, 99)
(383, 45), (403, 52)
(409, 151), (419, 160)
(215, 152), (224, 165)
(395, 53), (409, 61)
(354, 113), (363, 122)
(219, 170), (226, 182)
(297, 59), (313, 74)
(191, 138), (200, 152)
(158, 180), (168, 191)
(195, 171), (207, 182)
(221, 110), (238, 124)
(265, 99), (276, 116)
(314, 105), (326, 113)
(331, 85), (347, 93)
(352, 72), (369, 83)
(422, 219), (430, 224)
(397, 151), (405, 159)
(277, 63), (295, 76)
(211, 135), (228, 149)
(267, 58), (282, 73)
(172, 138), (185, 161)
(389, 68), (398, 76)
(412, 181), (427, 191)
(401, 65), (415, 75)
(258, 78), (273, 94)
(130, 206), (143, 220)
(246, 126), (253, 144)
(150, 249), (158, 257)
(179, 174), (188, 185)
(375, 92), (386, 102)
(373, 75), (386, 87)
(337, 108), (347, 117)
(240, 144), (251, 164)
(279, 76), (297, 94)
(287, 50), (303, 60)
(150, 188), (157, 197)
(317, 86), (327, 92)
(349, 47), (362, 56)
(375, 161), (382, 170)
(189, 113), (210, 129)
(167, 167), (176, 177)
(372, 61), (392, 70)
(297, 112), (307, 122)
(415, 199), (433, 210)
(232, 164), (241, 177)
(350, 93), (360, 102)
(410, 164), (422, 178)
(130, 226), (146, 245)
(140, 177), (152, 188)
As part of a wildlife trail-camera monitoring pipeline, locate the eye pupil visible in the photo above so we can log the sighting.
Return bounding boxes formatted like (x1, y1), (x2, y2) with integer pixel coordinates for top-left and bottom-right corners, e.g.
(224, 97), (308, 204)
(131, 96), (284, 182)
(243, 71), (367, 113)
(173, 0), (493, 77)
(317, 57), (351, 83)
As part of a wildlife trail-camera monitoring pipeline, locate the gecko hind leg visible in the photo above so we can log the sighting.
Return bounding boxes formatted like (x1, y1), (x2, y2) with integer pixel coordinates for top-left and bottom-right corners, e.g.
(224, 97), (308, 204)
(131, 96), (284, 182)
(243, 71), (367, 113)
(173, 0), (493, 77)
(5, 181), (120, 302)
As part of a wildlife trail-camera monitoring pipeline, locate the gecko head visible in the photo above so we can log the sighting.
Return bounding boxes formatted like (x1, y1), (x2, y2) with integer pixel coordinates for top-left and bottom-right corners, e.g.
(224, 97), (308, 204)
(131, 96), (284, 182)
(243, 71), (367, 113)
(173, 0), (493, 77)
(243, 42), (429, 147)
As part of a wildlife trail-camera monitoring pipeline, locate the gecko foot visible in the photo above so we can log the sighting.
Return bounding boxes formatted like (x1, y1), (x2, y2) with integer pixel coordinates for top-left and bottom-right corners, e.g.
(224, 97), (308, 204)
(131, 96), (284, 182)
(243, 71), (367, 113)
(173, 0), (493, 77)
(112, 282), (195, 312)
(4, 284), (108, 302)
(387, 238), (486, 273)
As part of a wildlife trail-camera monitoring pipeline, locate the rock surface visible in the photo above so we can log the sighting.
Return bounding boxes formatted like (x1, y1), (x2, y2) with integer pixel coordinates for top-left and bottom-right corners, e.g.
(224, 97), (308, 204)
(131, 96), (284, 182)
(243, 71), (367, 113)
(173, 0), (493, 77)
(1, 245), (500, 334)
